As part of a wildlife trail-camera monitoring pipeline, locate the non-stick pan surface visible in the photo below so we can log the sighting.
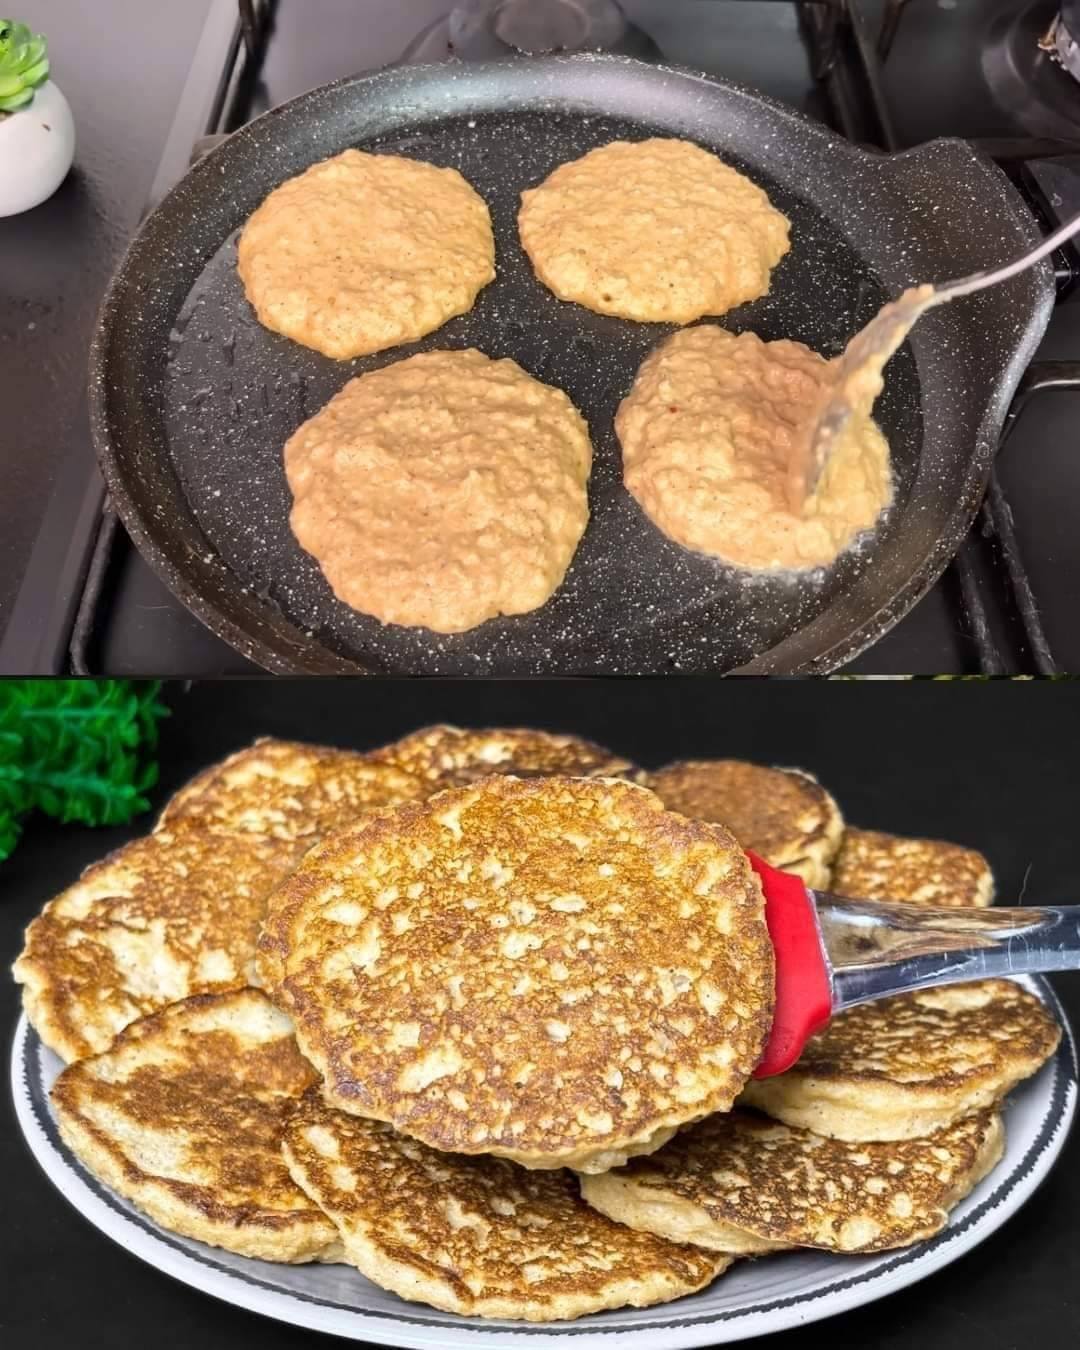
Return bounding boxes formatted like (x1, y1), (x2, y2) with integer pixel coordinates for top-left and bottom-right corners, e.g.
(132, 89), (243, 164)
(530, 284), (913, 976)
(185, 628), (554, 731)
(89, 54), (1054, 674)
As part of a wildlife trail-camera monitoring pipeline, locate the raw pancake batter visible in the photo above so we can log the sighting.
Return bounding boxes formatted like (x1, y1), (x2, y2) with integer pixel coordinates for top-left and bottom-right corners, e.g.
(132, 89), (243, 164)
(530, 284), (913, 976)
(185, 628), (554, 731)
(284, 349), (592, 633)
(617, 325), (892, 570)
(238, 149), (494, 359)
(518, 138), (790, 323)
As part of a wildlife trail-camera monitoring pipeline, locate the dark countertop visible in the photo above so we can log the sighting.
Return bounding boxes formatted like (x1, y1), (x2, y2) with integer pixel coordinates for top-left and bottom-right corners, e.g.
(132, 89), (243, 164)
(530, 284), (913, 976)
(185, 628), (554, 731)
(0, 0), (214, 638)
(1, 679), (1078, 1348)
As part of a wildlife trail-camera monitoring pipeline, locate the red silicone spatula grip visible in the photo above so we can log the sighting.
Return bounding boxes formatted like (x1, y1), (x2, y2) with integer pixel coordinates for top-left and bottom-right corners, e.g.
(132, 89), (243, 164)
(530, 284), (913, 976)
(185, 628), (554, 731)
(746, 851), (834, 1078)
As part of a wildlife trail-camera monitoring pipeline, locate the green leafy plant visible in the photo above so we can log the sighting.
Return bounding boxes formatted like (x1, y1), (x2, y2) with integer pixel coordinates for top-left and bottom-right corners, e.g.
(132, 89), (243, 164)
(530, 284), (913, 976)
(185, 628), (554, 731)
(0, 681), (169, 862)
(0, 19), (49, 113)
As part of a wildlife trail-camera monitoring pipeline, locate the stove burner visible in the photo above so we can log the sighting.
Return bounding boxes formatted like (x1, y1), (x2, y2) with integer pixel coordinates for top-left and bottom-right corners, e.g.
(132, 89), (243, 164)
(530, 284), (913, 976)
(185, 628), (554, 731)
(983, 0), (1080, 137)
(1042, 3), (1080, 84)
(400, 0), (661, 64)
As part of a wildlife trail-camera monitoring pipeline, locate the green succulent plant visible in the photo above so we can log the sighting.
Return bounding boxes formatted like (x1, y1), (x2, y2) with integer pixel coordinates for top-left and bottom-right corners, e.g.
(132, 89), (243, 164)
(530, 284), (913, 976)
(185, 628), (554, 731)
(0, 19), (49, 114)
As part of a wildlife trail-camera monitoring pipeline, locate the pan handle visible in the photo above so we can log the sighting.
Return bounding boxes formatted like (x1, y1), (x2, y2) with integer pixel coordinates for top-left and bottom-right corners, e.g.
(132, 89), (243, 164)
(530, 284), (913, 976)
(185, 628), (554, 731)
(1000, 361), (1080, 447)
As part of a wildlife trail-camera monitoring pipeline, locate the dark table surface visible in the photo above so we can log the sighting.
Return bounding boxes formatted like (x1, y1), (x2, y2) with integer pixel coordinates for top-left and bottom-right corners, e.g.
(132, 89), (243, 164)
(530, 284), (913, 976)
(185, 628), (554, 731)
(0, 0), (214, 638)
(1, 678), (1078, 1348)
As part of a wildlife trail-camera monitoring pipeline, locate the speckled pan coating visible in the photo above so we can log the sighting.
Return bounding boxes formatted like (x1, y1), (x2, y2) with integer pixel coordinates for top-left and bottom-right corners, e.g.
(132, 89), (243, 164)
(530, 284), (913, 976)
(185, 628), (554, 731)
(87, 55), (1054, 674)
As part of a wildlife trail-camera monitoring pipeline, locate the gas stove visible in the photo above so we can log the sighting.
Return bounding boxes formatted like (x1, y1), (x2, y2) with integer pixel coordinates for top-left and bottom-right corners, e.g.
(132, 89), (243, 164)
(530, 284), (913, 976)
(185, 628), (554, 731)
(3, 0), (1079, 675)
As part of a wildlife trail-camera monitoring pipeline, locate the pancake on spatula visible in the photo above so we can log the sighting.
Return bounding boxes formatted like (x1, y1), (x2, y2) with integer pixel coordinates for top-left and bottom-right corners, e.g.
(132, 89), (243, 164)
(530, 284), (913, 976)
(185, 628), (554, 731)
(252, 728), (634, 994)
(580, 1108), (1004, 1255)
(13, 826), (308, 1062)
(741, 979), (1059, 1140)
(371, 723), (635, 787)
(831, 827), (994, 907)
(267, 775), (773, 1171)
(158, 737), (424, 840)
(51, 990), (341, 1262)
(643, 759), (843, 887)
(282, 1091), (729, 1321)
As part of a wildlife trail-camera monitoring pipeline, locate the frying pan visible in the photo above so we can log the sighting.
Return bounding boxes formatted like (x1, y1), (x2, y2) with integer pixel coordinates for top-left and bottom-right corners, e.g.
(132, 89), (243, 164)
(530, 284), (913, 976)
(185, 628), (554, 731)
(88, 54), (1055, 674)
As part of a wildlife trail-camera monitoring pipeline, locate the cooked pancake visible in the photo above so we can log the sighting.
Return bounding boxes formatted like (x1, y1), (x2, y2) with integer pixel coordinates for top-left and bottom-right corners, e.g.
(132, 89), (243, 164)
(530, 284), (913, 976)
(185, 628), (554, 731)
(51, 991), (341, 1262)
(282, 1091), (729, 1321)
(741, 979), (1059, 1141)
(284, 349), (592, 633)
(518, 138), (790, 323)
(158, 737), (424, 841)
(580, 1108), (1004, 1256)
(372, 724), (635, 786)
(831, 827), (994, 907)
(254, 805), (410, 999)
(13, 826), (307, 1062)
(643, 759), (843, 888)
(270, 775), (774, 1171)
(238, 149), (494, 359)
(254, 729), (633, 995)
(617, 326), (892, 571)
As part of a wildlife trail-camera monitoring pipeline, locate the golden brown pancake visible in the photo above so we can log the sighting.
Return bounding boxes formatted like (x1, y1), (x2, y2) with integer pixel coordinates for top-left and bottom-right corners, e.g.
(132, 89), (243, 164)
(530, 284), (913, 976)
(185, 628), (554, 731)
(518, 138), (789, 323)
(740, 980), (1060, 1140)
(268, 775), (774, 1171)
(13, 826), (307, 1062)
(643, 758), (843, 888)
(51, 991), (341, 1262)
(158, 737), (424, 841)
(282, 1091), (729, 1320)
(580, 1108), (1004, 1255)
(831, 827), (994, 907)
(238, 149), (494, 359)
(255, 728), (634, 994)
(371, 723), (634, 786)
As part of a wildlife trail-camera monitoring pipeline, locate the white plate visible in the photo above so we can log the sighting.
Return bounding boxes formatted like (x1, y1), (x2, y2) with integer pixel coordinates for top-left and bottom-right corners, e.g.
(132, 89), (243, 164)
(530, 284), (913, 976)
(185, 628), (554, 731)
(11, 976), (1077, 1348)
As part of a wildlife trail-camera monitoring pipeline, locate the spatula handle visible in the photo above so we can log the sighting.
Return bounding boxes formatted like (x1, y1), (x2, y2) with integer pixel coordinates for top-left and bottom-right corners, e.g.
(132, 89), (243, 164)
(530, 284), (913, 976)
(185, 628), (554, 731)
(817, 894), (1080, 1012)
(748, 852), (833, 1078)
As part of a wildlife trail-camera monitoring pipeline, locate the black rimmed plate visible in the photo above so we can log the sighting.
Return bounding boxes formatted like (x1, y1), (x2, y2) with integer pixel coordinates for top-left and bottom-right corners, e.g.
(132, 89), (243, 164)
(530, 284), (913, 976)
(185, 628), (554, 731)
(11, 976), (1076, 1346)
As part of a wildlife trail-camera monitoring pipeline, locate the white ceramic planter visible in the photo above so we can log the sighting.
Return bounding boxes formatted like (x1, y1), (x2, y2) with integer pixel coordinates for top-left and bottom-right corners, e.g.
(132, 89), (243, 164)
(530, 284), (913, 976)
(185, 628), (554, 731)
(0, 78), (75, 217)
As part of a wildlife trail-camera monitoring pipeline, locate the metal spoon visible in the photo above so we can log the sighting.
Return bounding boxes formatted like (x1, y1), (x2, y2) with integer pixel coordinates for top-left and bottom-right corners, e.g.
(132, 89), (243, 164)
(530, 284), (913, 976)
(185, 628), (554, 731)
(798, 208), (1080, 504)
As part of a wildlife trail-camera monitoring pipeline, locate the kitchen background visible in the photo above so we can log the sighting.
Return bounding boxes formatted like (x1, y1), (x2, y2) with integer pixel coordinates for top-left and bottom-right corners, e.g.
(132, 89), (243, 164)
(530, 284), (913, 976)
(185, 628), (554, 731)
(1, 0), (1078, 676)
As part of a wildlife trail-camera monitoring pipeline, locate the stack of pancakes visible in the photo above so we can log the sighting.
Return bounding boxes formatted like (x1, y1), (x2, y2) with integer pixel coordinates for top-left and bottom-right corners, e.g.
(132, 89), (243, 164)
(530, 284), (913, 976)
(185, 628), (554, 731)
(12, 736), (1061, 1322)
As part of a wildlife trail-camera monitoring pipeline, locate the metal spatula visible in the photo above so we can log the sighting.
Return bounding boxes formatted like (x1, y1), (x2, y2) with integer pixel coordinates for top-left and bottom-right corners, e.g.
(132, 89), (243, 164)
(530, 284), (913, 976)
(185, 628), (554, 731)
(749, 852), (1079, 1078)
(798, 208), (1080, 503)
